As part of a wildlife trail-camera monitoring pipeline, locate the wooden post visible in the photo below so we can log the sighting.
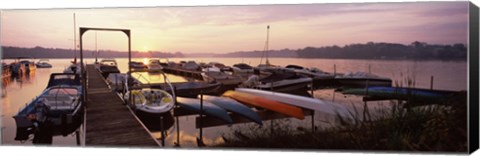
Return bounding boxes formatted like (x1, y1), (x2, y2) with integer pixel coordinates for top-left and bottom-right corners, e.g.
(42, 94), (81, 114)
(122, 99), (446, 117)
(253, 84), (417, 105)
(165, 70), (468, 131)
(198, 92), (205, 147)
(311, 110), (315, 133)
(75, 130), (80, 145)
(310, 78), (314, 96)
(368, 64), (371, 73)
(430, 75), (434, 90)
(333, 64), (336, 76)
(160, 116), (165, 147)
(173, 86), (180, 147)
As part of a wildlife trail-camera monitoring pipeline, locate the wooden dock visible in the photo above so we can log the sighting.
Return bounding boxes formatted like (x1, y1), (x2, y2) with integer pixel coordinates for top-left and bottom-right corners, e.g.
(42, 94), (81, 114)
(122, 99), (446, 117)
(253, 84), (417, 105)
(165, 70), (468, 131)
(85, 64), (160, 147)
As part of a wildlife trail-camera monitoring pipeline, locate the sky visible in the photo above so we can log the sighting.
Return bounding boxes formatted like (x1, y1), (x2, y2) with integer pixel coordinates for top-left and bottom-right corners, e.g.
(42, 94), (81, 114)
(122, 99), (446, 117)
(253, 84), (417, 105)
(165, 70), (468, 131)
(0, 1), (470, 54)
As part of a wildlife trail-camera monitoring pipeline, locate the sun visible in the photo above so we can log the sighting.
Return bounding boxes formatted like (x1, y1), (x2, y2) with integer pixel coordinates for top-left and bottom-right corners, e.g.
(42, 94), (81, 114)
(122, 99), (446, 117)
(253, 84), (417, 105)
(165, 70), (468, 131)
(142, 46), (149, 53)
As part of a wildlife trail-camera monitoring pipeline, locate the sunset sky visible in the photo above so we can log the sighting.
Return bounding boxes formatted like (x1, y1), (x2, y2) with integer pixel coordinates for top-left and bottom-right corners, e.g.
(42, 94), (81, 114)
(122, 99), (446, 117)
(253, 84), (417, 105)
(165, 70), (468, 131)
(0, 1), (469, 54)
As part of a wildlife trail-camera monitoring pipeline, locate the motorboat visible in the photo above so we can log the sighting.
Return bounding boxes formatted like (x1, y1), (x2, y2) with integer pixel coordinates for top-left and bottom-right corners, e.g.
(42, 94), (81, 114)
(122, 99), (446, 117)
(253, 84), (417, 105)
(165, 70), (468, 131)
(208, 62), (232, 72)
(182, 61), (201, 71)
(147, 59), (163, 73)
(150, 81), (221, 98)
(19, 59), (36, 73)
(240, 70), (312, 93)
(9, 61), (26, 77)
(97, 59), (120, 78)
(13, 73), (83, 141)
(232, 63), (254, 75)
(285, 65), (335, 88)
(63, 63), (82, 75)
(2, 63), (11, 79)
(124, 88), (175, 116)
(201, 66), (242, 86)
(106, 73), (141, 92)
(129, 61), (148, 71)
(335, 71), (392, 88)
(35, 59), (53, 68)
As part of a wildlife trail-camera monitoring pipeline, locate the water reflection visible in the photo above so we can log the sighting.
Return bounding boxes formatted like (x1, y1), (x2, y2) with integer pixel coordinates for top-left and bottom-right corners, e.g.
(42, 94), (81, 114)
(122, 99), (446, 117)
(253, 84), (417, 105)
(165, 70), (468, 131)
(1, 58), (467, 147)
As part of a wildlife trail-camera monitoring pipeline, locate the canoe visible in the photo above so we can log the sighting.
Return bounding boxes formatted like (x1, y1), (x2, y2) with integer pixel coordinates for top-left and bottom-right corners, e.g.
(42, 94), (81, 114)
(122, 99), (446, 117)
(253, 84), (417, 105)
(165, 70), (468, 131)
(342, 86), (455, 102)
(235, 88), (351, 118)
(222, 90), (304, 120)
(202, 95), (262, 125)
(176, 97), (233, 123)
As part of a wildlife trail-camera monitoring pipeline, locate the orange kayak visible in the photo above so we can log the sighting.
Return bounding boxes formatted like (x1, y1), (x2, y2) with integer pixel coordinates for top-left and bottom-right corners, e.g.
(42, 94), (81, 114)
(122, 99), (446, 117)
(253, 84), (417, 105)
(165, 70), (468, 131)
(223, 90), (304, 120)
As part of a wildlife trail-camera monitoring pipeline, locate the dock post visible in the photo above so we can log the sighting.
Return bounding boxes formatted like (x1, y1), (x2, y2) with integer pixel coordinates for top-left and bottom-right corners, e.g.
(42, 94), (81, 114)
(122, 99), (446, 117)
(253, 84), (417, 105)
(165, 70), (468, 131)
(311, 110), (315, 133)
(333, 64), (336, 76)
(75, 130), (81, 145)
(310, 78), (314, 96)
(197, 91), (205, 147)
(430, 75), (434, 90)
(160, 116), (165, 147)
(173, 86), (181, 147)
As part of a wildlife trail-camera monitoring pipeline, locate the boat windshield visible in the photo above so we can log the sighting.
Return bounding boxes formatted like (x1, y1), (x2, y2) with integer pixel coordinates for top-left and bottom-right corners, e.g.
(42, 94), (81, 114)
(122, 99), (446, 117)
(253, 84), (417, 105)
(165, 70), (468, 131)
(46, 88), (78, 96)
(234, 63), (252, 70)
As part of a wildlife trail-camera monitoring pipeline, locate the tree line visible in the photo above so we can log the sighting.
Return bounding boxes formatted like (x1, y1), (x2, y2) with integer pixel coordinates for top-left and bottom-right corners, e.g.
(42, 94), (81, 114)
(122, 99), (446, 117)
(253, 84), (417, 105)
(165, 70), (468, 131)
(296, 41), (467, 60)
(1, 46), (184, 59)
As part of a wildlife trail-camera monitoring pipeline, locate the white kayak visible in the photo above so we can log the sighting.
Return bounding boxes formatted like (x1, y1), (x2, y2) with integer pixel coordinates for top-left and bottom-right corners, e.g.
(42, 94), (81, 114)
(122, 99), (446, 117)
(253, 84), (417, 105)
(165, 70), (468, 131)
(235, 88), (352, 118)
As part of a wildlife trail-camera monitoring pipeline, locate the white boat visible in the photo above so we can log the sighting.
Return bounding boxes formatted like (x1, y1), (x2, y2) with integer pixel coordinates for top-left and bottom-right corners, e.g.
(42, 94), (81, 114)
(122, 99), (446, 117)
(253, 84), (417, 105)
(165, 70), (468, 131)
(63, 63), (82, 75)
(232, 63), (254, 75)
(97, 59), (120, 78)
(19, 59), (36, 73)
(13, 73), (83, 140)
(285, 65), (335, 88)
(335, 71), (392, 88)
(147, 59), (163, 72)
(124, 88), (175, 115)
(241, 71), (313, 92)
(106, 73), (141, 92)
(201, 67), (242, 86)
(35, 59), (53, 68)
(235, 88), (352, 118)
(183, 61), (200, 71)
(129, 61), (148, 71)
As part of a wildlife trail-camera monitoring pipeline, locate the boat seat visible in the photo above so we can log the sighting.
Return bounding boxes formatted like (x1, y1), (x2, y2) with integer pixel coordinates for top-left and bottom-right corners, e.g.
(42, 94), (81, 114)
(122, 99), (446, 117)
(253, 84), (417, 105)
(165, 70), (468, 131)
(41, 95), (77, 111)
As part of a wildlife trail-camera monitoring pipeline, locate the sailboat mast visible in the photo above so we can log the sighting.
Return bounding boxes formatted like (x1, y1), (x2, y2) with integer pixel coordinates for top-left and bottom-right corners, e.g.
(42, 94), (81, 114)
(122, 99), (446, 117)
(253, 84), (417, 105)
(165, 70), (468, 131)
(95, 32), (98, 63)
(265, 25), (270, 66)
(73, 13), (76, 58)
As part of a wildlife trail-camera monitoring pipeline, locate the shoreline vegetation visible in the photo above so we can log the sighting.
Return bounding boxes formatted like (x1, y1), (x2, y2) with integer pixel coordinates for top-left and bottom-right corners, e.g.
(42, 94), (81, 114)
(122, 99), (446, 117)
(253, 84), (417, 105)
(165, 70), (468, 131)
(216, 98), (467, 152)
(2, 41), (466, 61)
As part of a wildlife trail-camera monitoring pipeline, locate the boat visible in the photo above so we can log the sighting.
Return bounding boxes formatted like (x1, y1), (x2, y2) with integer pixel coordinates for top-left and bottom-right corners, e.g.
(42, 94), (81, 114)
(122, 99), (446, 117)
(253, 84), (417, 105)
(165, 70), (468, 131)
(63, 63), (82, 75)
(106, 73), (141, 92)
(35, 59), (53, 68)
(150, 81), (221, 98)
(202, 95), (262, 125)
(147, 59), (163, 73)
(285, 65), (335, 88)
(201, 66), (242, 86)
(241, 70), (312, 93)
(223, 90), (304, 119)
(13, 73), (83, 141)
(2, 63), (11, 79)
(182, 61), (201, 71)
(19, 59), (36, 73)
(9, 61), (26, 77)
(342, 86), (461, 103)
(130, 61), (148, 71)
(335, 71), (392, 88)
(97, 59), (120, 78)
(208, 62), (231, 72)
(124, 88), (175, 116)
(176, 97), (233, 123)
(235, 88), (351, 118)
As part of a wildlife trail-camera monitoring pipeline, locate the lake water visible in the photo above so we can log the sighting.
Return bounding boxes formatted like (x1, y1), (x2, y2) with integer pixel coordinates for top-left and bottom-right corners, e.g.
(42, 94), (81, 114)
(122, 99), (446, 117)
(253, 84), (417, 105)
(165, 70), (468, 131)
(0, 58), (467, 147)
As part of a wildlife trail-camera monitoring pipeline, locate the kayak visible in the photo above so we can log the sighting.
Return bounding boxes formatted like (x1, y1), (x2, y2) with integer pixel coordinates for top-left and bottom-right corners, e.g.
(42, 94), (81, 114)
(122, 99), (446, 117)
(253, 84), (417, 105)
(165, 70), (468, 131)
(222, 90), (304, 120)
(176, 97), (233, 123)
(202, 95), (262, 125)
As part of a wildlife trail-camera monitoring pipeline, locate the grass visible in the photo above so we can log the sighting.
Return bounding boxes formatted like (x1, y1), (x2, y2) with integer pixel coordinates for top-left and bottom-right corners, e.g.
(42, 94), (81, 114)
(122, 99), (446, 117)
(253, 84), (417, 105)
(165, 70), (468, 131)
(216, 96), (467, 152)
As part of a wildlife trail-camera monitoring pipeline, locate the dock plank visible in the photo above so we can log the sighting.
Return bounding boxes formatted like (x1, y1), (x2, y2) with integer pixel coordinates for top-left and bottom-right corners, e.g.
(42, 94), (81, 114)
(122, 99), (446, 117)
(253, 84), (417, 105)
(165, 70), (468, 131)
(85, 65), (159, 147)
